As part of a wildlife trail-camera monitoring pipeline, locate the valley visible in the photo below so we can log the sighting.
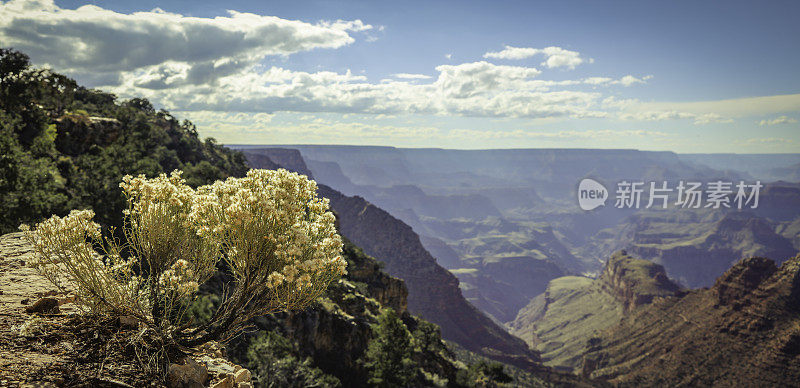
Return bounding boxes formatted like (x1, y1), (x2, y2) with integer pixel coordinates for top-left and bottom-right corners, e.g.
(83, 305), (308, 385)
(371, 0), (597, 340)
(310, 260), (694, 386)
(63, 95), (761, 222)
(238, 145), (800, 330)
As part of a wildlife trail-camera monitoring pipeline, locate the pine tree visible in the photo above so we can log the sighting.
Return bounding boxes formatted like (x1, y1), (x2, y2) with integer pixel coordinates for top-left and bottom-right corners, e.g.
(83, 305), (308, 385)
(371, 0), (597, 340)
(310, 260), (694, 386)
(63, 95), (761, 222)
(364, 308), (417, 387)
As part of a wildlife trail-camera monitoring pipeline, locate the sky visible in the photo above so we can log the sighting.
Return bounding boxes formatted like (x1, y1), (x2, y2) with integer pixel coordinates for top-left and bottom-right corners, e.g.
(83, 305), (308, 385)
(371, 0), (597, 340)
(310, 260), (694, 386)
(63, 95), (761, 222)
(2, 0), (799, 153)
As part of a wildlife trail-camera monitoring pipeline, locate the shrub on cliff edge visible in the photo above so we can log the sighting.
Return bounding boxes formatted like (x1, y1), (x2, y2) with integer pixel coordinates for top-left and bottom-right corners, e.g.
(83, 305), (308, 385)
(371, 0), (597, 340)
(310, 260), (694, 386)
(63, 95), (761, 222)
(20, 168), (346, 348)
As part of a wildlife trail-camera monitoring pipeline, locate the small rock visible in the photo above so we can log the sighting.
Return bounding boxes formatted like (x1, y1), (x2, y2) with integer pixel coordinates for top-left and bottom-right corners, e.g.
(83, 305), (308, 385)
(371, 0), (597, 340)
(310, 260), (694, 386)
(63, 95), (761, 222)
(117, 315), (138, 329)
(20, 298), (30, 305)
(233, 365), (242, 372)
(233, 368), (251, 384)
(25, 297), (59, 314)
(200, 356), (235, 377)
(167, 357), (208, 388)
(210, 376), (234, 388)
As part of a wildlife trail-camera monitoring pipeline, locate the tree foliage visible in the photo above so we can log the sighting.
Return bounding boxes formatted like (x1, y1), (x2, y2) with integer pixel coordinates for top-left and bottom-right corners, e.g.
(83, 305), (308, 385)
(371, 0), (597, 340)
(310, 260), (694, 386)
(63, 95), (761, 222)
(0, 48), (248, 234)
(245, 331), (341, 388)
(364, 308), (418, 387)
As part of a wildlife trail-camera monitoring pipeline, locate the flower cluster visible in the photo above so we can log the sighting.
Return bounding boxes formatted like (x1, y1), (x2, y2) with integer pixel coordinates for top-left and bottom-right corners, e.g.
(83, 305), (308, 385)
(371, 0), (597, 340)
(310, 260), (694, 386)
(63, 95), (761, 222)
(120, 170), (219, 292)
(13, 316), (46, 338)
(20, 209), (100, 269)
(194, 169), (346, 311)
(158, 259), (200, 297)
(20, 209), (145, 315)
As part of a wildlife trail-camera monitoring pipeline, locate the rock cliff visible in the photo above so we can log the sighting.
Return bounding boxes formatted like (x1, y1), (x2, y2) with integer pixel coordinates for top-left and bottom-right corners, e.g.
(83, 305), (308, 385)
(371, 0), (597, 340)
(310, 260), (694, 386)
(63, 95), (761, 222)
(622, 211), (798, 287)
(509, 252), (680, 371)
(317, 185), (542, 370)
(232, 239), (461, 386)
(582, 254), (800, 386)
(240, 148), (314, 178)
(599, 251), (681, 311)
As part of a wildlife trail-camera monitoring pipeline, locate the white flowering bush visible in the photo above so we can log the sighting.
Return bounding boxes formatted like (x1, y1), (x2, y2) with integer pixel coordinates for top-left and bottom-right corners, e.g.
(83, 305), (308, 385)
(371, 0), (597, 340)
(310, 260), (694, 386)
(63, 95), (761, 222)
(184, 169), (346, 345)
(21, 169), (345, 346)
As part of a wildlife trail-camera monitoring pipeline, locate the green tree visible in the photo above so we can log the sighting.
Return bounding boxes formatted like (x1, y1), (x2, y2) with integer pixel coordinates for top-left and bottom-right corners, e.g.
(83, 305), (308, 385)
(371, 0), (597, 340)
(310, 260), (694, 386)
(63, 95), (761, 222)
(364, 308), (417, 387)
(471, 361), (513, 384)
(0, 47), (250, 233)
(246, 331), (341, 388)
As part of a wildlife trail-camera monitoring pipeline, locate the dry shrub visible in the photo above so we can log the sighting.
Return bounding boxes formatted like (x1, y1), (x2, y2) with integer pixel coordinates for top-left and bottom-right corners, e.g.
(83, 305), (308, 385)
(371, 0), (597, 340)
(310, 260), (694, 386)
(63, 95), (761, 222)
(21, 169), (345, 347)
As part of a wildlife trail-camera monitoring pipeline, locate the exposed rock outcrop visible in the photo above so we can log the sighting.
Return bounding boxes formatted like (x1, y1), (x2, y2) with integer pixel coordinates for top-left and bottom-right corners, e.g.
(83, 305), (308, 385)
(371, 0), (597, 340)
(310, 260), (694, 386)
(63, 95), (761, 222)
(599, 251), (681, 311)
(0, 232), (255, 387)
(509, 252), (681, 371)
(582, 254), (800, 386)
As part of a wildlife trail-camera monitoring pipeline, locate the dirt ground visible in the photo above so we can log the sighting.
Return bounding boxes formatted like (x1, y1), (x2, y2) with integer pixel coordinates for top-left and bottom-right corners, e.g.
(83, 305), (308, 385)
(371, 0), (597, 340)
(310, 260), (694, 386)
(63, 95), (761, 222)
(0, 232), (160, 387)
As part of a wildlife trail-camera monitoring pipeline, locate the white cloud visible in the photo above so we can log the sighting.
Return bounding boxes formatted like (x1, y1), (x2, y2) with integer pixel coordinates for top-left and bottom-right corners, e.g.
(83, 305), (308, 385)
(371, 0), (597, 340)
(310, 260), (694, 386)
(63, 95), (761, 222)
(612, 93), (800, 125)
(582, 75), (651, 87)
(175, 110), (274, 127)
(445, 54), (453, 60)
(433, 61), (541, 98)
(184, 110), (669, 145)
(197, 116), (442, 144)
(619, 110), (696, 121)
(1, 2), (758, 128)
(483, 46), (540, 60)
(319, 19), (372, 32)
(483, 45), (589, 69)
(758, 115), (798, 126)
(692, 113), (733, 125)
(619, 74), (651, 87)
(392, 73), (432, 79)
(584, 77), (613, 85)
(617, 110), (732, 124)
(0, 0), (370, 85)
(102, 60), (609, 119)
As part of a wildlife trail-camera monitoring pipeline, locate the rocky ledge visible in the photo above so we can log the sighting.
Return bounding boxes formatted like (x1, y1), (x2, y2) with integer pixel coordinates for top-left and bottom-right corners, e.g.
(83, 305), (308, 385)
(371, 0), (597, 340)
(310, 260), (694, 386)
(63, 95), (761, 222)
(599, 251), (681, 311)
(0, 232), (252, 387)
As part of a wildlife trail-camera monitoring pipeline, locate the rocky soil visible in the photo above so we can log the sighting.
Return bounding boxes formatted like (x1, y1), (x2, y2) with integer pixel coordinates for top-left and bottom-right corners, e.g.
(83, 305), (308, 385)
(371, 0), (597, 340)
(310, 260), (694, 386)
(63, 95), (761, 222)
(0, 232), (252, 387)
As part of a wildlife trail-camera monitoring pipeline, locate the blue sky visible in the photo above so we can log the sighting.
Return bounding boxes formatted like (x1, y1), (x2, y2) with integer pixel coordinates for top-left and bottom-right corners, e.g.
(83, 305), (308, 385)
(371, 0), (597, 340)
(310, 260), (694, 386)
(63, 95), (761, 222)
(3, 0), (800, 152)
